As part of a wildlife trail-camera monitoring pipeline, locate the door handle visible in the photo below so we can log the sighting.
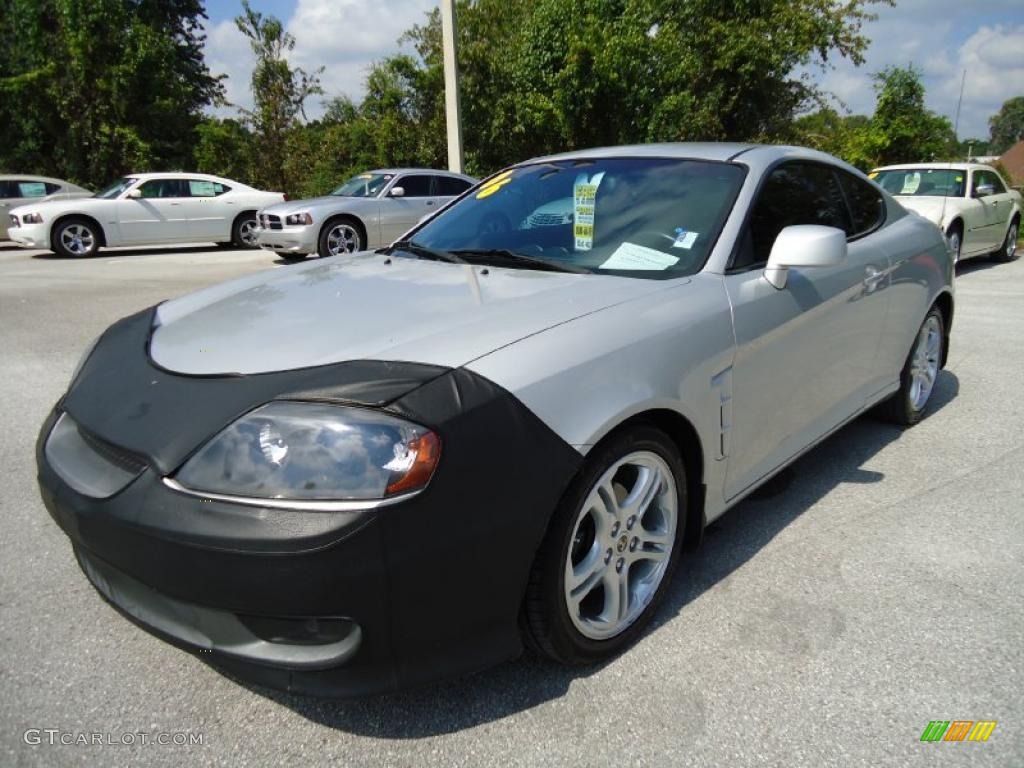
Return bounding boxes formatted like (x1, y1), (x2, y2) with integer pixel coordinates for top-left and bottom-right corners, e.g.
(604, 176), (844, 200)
(426, 200), (435, 206)
(863, 265), (885, 290)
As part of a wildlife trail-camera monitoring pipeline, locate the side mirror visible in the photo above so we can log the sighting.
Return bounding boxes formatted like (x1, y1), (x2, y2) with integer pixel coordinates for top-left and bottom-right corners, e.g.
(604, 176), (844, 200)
(974, 183), (995, 198)
(126, 189), (142, 199)
(764, 225), (847, 290)
(389, 186), (405, 198)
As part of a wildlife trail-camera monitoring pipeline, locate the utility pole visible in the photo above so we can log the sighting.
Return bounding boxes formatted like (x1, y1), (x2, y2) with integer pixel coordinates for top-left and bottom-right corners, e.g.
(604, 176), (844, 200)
(441, 0), (464, 174)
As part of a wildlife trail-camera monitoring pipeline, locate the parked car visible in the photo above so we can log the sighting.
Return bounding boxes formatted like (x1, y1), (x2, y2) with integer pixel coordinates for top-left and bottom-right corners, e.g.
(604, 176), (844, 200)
(7, 173), (283, 257)
(871, 162), (1020, 263)
(254, 168), (477, 260)
(38, 143), (953, 696)
(1, 175), (91, 240)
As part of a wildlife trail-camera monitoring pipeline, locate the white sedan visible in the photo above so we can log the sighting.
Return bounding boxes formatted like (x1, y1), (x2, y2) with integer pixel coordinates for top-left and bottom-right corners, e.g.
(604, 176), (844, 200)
(871, 162), (1020, 263)
(7, 173), (284, 257)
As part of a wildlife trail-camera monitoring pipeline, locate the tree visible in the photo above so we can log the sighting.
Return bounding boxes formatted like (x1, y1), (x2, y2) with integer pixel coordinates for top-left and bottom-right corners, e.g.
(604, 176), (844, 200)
(234, 0), (322, 193)
(988, 96), (1024, 155)
(0, 0), (223, 187)
(385, 0), (891, 177)
(851, 65), (954, 168)
(194, 117), (253, 183)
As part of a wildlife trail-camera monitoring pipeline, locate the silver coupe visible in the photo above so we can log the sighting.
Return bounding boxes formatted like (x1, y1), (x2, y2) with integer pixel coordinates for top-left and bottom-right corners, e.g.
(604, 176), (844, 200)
(36, 143), (953, 696)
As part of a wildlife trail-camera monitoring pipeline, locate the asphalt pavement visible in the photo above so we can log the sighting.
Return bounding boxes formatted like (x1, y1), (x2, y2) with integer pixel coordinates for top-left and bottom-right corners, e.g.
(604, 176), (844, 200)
(1, 241), (1021, 767)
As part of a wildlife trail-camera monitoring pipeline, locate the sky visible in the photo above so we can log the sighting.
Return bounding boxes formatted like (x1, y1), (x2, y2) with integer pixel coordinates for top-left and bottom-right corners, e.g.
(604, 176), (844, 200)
(203, 0), (1024, 141)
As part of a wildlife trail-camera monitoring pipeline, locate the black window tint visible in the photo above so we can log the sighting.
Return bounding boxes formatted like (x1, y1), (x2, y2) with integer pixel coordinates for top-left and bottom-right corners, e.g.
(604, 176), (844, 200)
(44, 182), (61, 194)
(742, 163), (852, 266)
(436, 176), (471, 196)
(397, 175), (432, 197)
(987, 171), (1007, 194)
(138, 179), (186, 198)
(0, 180), (18, 196)
(838, 171), (885, 236)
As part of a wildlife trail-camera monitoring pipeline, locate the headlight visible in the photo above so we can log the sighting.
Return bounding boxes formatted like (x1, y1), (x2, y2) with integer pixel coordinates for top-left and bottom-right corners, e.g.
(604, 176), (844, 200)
(285, 212), (313, 226)
(21, 212), (43, 224)
(174, 402), (441, 502)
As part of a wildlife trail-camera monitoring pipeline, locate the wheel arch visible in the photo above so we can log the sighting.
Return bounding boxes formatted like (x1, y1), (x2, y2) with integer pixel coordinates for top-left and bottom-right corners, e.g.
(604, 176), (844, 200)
(932, 290), (954, 368)
(50, 213), (107, 249)
(593, 408), (707, 552)
(319, 213), (367, 251)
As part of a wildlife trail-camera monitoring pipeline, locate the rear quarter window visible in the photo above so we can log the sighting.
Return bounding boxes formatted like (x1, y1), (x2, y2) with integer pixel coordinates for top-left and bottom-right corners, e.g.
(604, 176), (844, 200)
(838, 171), (885, 237)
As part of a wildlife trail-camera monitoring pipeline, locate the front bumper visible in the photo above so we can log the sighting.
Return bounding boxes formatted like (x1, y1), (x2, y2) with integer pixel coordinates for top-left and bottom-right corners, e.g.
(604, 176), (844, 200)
(8, 220), (49, 249)
(36, 307), (583, 696)
(254, 225), (317, 255)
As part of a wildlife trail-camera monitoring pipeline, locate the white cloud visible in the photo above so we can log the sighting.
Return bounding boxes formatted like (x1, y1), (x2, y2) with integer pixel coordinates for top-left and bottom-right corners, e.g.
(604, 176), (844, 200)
(203, 0), (436, 119)
(806, 1), (1024, 138)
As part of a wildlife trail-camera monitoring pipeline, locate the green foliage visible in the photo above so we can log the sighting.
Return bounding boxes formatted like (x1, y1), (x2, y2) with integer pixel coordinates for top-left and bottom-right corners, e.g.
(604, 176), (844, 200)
(234, 0), (322, 192)
(194, 117), (252, 182)
(0, 0), (223, 187)
(988, 96), (1024, 155)
(793, 66), (954, 170)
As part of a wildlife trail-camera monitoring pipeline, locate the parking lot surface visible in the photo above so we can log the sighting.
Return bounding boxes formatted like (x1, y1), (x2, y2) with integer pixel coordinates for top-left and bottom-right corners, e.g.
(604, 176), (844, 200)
(1, 242), (1021, 767)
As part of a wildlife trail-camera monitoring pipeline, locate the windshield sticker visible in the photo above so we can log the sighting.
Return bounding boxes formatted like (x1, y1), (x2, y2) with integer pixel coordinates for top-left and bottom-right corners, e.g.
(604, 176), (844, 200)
(672, 229), (698, 249)
(599, 242), (679, 271)
(573, 172), (604, 251)
(867, 171), (879, 180)
(358, 174), (373, 179)
(900, 173), (921, 195)
(476, 169), (514, 199)
(955, 175), (963, 182)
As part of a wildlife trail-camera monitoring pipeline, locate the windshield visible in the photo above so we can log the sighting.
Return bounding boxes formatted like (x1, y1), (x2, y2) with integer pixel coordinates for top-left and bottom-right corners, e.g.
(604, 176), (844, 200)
(871, 168), (966, 198)
(93, 177), (137, 199)
(331, 172), (393, 198)
(410, 157), (745, 279)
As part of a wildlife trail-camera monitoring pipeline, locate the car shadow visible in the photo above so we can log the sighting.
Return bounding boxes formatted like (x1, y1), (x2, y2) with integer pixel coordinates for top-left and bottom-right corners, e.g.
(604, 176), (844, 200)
(955, 256), (1001, 276)
(222, 371), (960, 738)
(30, 245), (234, 260)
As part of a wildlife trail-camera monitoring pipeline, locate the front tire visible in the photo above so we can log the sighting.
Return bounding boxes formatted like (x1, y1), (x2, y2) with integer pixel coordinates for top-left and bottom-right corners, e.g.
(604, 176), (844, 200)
(878, 307), (945, 426)
(992, 218), (1019, 263)
(231, 212), (259, 249)
(525, 425), (687, 665)
(317, 217), (364, 258)
(52, 217), (100, 258)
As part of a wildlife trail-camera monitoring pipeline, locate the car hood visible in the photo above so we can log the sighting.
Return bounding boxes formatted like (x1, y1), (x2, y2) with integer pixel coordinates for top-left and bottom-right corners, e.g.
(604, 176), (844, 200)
(9, 197), (104, 217)
(894, 196), (952, 226)
(260, 196), (373, 216)
(151, 252), (676, 374)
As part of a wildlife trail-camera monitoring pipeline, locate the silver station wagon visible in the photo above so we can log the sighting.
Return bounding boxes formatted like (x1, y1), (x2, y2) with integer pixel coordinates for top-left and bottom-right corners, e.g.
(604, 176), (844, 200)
(37, 143), (953, 696)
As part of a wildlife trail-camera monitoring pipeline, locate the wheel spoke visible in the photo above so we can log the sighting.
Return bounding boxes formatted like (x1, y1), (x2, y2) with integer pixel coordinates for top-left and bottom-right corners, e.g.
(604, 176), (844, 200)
(567, 547), (605, 599)
(622, 465), (661, 517)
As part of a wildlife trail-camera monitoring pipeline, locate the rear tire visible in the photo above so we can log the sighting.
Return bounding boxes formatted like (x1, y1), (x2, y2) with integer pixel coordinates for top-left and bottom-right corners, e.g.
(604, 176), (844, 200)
(231, 212), (259, 249)
(524, 425), (687, 665)
(52, 217), (101, 258)
(878, 307), (945, 426)
(991, 218), (1019, 263)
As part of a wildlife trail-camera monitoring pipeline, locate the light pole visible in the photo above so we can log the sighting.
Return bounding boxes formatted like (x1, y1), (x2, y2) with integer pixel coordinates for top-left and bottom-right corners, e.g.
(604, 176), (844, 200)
(441, 0), (464, 174)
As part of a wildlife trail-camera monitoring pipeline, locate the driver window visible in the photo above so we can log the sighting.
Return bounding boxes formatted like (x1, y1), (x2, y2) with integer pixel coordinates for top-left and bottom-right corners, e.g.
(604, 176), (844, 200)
(137, 179), (185, 199)
(734, 162), (852, 269)
(395, 175), (432, 197)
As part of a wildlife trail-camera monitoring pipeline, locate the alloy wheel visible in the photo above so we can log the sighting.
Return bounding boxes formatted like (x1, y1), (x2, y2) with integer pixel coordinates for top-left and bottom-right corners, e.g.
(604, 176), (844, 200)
(326, 223), (360, 256)
(60, 224), (95, 256)
(564, 451), (677, 641)
(909, 314), (941, 411)
(1006, 223), (1018, 261)
(947, 229), (961, 264)
(238, 218), (259, 247)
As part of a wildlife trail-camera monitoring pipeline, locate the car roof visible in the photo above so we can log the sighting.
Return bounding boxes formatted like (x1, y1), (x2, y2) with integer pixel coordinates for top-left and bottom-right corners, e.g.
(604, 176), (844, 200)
(125, 171), (249, 185)
(872, 162), (995, 172)
(367, 168), (476, 180)
(517, 142), (869, 178)
(1, 174), (87, 187)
